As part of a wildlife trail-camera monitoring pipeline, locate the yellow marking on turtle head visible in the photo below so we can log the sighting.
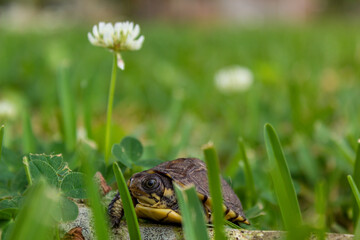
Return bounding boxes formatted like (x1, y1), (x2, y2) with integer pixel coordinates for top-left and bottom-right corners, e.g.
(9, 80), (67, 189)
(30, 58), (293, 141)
(134, 204), (182, 223)
(151, 193), (161, 201)
(136, 195), (157, 206)
(163, 188), (174, 198)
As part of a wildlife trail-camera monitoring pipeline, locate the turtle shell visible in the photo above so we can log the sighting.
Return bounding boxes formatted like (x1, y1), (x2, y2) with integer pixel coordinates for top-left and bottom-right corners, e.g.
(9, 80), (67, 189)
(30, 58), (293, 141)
(108, 158), (249, 227)
(151, 158), (248, 224)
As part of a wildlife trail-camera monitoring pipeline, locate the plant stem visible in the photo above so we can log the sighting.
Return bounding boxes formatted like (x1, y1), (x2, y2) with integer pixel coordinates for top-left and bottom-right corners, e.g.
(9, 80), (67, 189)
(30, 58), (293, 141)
(105, 53), (118, 165)
(23, 156), (33, 186)
(0, 125), (4, 162)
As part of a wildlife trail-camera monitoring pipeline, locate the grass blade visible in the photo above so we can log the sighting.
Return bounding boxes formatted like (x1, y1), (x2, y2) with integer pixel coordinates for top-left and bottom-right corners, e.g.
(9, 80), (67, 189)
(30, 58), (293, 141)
(355, 220), (360, 239)
(315, 181), (326, 240)
(238, 138), (256, 206)
(0, 125), (4, 162)
(202, 142), (227, 240)
(57, 65), (76, 152)
(333, 137), (355, 165)
(8, 179), (59, 240)
(80, 144), (110, 240)
(83, 78), (94, 139)
(348, 175), (360, 212)
(264, 123), (303, 230)
(174, 183), (209, 240)
(295, 134), (319, 184)
(353, 140), (360, 223)
(160, 92), (183, 156)
(347, 175), (360, 238)
(113, 162), (141, 240)
(22, 110), (36, 153)
(168, 118), (193, 160)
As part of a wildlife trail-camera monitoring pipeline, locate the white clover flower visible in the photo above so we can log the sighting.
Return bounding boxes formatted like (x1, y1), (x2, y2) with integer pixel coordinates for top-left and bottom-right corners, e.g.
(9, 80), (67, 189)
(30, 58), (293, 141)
(88, 21), (144, 70)
(214, 66), (254, 93)
(0, 100), (17, 120)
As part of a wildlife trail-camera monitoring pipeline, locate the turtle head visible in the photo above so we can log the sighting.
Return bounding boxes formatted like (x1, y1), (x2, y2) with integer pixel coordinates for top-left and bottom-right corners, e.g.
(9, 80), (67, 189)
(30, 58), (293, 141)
(127, 172), (165, 207)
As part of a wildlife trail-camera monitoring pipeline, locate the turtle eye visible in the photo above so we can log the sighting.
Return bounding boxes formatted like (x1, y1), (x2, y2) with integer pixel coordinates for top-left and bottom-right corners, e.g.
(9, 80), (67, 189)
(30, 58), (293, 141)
(143, 178), (158, 190)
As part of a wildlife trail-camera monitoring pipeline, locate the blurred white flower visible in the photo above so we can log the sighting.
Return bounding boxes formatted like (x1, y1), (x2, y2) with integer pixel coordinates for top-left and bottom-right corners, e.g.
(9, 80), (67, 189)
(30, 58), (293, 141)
(76, 127), (98, 149)
(214, 66), (254, 93)
(88, 21), (144, 70)
(0, 100), (17, 120)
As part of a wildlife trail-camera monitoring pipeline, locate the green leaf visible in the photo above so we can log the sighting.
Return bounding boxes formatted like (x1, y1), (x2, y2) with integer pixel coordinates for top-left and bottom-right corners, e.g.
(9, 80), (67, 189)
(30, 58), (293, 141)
(29, 154), (69, 178)
(58, 196), (79, 222)
(60, 172), (86, 199)
(203, 143), (227, 240)
(0, 219), (11, 229)
(264, 124), (303, 231)
(112, 136), (143, 168)
(113, 162), (141, 240)
(29, 160), (59, 187)
(112, 144), (132, 168)
(174, 184), (209, 240)
(0, 198), (20, 220)
(1, 147), (23, 171)
(0, 220), (14, 239)
(10, 169), (28, 193)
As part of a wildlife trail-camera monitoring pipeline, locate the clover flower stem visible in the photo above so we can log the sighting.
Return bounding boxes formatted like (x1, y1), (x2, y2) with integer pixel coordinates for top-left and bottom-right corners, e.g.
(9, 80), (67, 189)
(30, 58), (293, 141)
(104, 53), (118, 165)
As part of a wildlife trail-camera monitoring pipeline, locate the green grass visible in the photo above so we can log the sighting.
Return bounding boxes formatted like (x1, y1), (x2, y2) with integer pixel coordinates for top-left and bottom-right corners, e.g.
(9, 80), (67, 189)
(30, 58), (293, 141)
(113, 162), (141, 240)
(238, 138), (256, 207)
(22, 110), (36, 153)
(0, 125), (4, 161)
(203, 143), (227, 240)
(80, 144), (110, 240)
(174, 184), (209, 240)
(264, 124), (304, 238)
(0, 20), (360, 237)
(347, 175), (360, 238)
(353, 141), (360, 224)
(7, 179), (60, 240)
(56, 65), (76, 152)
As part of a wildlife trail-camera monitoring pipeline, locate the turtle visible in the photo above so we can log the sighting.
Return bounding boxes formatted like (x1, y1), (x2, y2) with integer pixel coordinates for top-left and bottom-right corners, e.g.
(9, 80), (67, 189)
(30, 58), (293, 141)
(108, 158), (249, 227)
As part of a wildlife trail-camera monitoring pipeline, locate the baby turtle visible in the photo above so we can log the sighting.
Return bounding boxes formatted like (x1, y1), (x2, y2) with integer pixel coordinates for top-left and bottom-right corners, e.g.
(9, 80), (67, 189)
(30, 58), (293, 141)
(108, 158), (249, 227)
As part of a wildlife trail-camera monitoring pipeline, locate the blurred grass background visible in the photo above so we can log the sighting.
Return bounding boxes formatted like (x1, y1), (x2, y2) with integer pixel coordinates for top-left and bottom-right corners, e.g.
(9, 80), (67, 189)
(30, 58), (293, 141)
(0, 0), (360, 235)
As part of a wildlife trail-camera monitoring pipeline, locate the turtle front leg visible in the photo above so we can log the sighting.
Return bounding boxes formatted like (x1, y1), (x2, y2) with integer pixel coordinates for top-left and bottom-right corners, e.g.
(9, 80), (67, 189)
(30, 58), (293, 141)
(108, 192), (124, 228)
